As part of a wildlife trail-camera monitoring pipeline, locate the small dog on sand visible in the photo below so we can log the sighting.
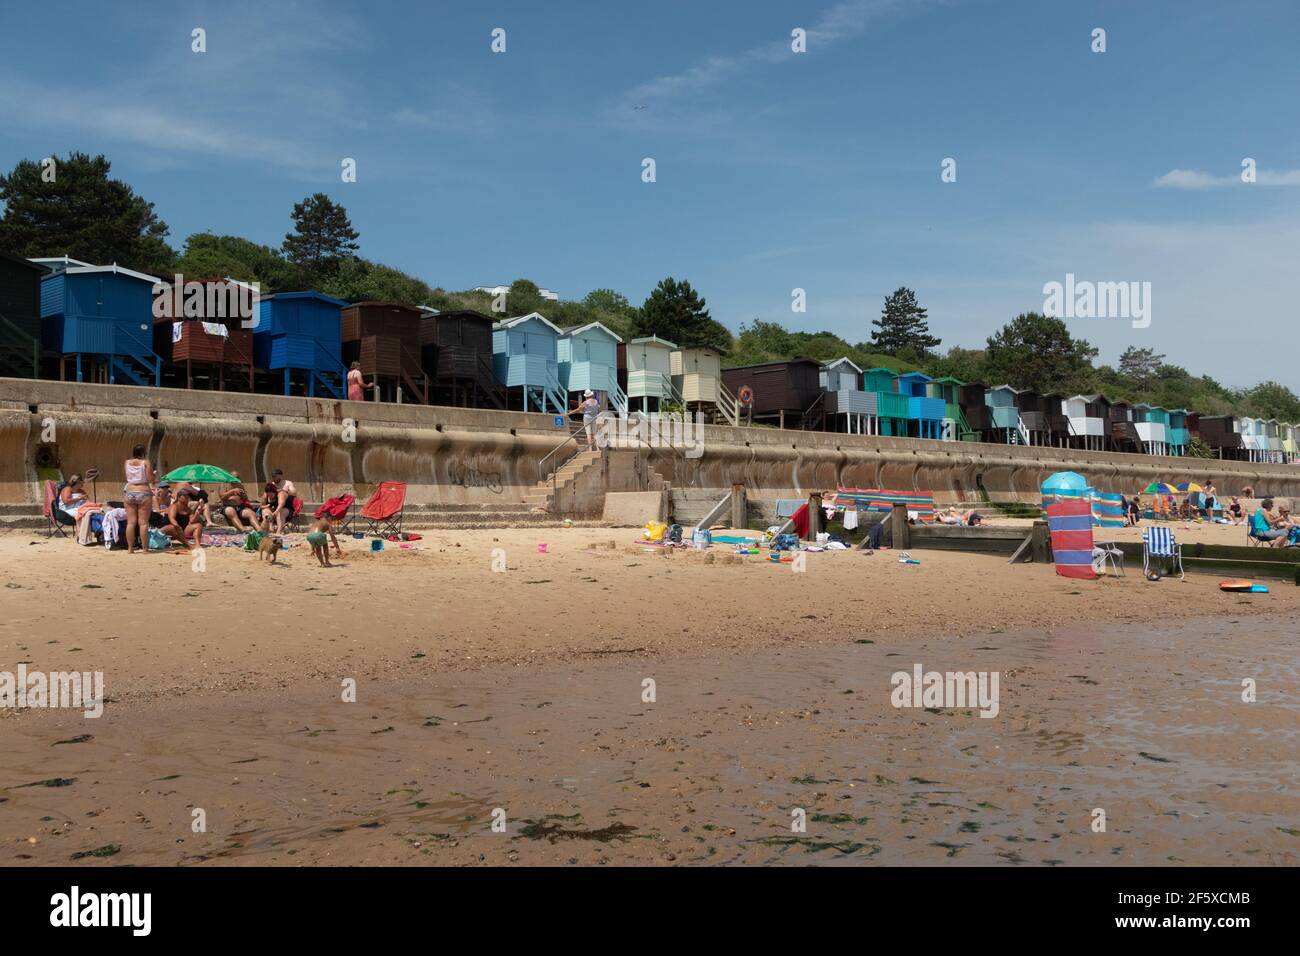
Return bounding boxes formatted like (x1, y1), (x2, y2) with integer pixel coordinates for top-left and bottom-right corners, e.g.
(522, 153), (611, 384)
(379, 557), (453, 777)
(258, 533), (284, 564)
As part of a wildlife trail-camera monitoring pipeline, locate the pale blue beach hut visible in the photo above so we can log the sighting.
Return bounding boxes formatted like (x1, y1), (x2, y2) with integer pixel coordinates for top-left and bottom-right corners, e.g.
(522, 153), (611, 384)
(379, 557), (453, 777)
(492, 312), (566, 412)
(558, 321), (626, 414)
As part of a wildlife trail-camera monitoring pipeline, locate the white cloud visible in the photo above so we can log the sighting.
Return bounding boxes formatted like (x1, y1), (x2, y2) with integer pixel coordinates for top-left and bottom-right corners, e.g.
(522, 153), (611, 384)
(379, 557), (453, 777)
(1153, 167), (1300, 189)
(618, 0), (938, 109)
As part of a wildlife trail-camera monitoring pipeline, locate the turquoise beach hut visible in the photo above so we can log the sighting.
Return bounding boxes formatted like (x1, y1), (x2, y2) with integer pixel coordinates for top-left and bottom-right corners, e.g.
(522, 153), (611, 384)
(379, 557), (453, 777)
(558, 321), (626, 414)
(492, 312), (566, 412)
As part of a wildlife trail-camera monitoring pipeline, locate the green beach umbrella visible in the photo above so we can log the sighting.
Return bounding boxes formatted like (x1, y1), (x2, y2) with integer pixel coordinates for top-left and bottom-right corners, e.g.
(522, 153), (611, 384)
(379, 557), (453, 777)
(162, 463), (240, 484)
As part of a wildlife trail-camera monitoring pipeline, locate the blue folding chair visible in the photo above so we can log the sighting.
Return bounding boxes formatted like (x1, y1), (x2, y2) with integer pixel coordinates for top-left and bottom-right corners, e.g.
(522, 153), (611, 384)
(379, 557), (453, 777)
(1142, 526), (1184, 580)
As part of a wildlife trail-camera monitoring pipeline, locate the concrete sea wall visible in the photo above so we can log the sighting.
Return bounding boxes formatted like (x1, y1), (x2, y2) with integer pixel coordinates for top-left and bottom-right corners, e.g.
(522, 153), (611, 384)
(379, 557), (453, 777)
(3, 377), (1298, 512)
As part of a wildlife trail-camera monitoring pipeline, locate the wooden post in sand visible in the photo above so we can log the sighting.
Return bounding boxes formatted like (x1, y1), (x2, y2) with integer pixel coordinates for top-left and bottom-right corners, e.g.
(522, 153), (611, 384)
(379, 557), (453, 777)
(730, 484), (746, 530)
(1031, 520), (1051, 564)
(806, 492), (822, 541)
(890, 502), (910, 550)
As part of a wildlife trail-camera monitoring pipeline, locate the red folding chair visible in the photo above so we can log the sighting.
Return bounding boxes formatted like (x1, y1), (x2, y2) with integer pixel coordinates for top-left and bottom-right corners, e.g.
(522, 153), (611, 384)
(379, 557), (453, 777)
(316, 493), (356, 533)
(361, 482), (407, 538)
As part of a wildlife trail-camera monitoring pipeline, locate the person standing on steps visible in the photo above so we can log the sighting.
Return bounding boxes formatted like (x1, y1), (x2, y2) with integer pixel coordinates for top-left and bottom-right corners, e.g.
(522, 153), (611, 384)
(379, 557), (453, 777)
(571, 389), (601, 450)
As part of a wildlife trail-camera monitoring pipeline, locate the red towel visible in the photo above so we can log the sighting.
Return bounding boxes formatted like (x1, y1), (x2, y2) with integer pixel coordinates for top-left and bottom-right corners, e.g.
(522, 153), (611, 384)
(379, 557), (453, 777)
(791, 503), (810, 538)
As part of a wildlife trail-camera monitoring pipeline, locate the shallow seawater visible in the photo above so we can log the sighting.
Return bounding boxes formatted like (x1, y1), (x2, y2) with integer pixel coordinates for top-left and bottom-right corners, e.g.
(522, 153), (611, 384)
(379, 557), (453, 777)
(2, 616), (1297, 866)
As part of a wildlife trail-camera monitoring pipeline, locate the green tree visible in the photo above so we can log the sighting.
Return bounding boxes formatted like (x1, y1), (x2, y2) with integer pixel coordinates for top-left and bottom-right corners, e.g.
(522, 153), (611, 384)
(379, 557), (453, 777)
(505, 278), (547, 317)
(634, 277), (728, 350)
(928, 346), (988, 384)
(870, 287), (940, 355)
(282, 193), (360, 278)
(582, 288), (637, 318)
(1117, 346), (1165, 390)
(175, 233), (305, 291)
(0, 151), (174, 274)
(983, 312), (1098, 393)
(1239, 380), (1300, 423)
(321, 258), (435, 306)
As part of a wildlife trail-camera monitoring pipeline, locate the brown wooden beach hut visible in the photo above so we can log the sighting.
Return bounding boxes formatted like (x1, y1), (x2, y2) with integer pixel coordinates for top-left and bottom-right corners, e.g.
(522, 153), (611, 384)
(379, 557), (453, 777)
(152, 279), (255, 390)
(419, 309), (504, 408)
(721, 358), (824, 429)
(342, 301), (429, 403)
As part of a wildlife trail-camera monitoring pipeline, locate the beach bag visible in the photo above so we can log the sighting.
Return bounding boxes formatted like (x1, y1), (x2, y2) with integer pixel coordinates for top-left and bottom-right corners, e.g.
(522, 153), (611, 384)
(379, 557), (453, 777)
(666, 523), (683, 544)
(772, 533), (799, 552)
(244, 531), (264, 552)
(148, 528), (170, 551)
(643, 520), (668, 542)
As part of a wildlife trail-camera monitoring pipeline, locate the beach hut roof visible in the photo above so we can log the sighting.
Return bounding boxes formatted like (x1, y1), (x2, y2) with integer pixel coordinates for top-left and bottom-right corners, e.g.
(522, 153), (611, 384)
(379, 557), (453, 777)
(931, 375), (965, 385)
(628, 335), (678, 349)
(34, 259), (160, 285)
(262, 291), (350, 307)
(823, 356), (863, 373)
(896, 370), (933, 381)
(988, 383), (1021, 394)
(1069, 392), (1107, 402)
(562, 321), (623, 343)
(29, 255), (96, 271)
(3, 251), (49, 273)
(495, 311), (564, 335)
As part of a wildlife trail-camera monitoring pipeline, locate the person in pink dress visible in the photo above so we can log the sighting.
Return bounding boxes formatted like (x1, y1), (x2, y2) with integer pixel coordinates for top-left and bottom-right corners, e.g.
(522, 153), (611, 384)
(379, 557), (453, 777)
(347, 361), (373, 402)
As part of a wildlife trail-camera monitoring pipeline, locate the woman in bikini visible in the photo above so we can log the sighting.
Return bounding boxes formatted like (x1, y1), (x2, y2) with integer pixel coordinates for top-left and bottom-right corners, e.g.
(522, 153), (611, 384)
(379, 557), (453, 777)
(123, 443), (156, 554)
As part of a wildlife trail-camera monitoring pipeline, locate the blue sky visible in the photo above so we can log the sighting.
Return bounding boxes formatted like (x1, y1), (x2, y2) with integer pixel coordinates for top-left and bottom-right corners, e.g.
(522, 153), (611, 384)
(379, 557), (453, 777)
(2, 0), (1297, 388)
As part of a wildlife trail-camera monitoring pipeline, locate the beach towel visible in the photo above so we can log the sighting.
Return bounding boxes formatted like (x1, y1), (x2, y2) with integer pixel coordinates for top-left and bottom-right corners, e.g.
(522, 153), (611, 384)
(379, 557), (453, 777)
(1046, 501), (1097, 580)
(790, 503), (810, 538)
(775, 498), (803, 519)
(828, 489), (937, 524)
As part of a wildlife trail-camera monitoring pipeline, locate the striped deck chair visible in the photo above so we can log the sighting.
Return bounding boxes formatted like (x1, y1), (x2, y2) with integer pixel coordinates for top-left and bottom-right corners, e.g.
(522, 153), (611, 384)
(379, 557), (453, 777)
(1046, 501), (1097, 580)
(1142, 526), (1184, 580)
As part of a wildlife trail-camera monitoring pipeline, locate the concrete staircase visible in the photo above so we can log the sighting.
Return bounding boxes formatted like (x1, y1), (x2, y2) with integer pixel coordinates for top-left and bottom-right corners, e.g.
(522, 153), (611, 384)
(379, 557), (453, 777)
(522, 447), (603, 512)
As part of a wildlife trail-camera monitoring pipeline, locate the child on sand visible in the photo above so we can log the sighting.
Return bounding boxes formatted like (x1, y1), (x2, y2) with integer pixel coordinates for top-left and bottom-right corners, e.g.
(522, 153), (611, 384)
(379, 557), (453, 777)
(306, 515), (343, 567)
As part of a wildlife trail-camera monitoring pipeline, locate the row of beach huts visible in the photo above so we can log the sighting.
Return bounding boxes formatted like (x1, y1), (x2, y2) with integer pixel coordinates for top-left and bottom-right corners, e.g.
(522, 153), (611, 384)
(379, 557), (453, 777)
(0, 252), (1293, 464)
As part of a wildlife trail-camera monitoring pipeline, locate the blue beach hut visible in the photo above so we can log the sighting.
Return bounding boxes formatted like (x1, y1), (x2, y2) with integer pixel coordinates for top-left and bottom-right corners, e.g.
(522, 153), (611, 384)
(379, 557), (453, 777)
(558, 321), (626, 414)
(492, 312), (566, 413)
(253, 291), (349, 397)
(33, 257), (162, 385)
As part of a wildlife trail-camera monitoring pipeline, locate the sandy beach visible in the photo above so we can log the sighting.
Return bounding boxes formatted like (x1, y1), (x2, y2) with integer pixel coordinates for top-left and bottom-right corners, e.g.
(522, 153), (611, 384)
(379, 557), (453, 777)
(2, 526), (1298, 866)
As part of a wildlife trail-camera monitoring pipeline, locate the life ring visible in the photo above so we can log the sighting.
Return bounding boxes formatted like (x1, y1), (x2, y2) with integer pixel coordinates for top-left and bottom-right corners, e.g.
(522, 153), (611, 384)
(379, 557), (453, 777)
(738, 385), (755, 406)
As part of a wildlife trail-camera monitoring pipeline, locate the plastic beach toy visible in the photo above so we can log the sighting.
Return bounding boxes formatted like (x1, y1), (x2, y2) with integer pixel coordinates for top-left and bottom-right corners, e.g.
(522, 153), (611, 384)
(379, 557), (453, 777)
(537, 542), (548, 553)
(370, 538), (384, 552)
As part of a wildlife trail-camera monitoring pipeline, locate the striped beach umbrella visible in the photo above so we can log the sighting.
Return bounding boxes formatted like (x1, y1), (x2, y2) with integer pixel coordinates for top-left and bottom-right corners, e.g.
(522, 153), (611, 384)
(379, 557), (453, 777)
(1174, 482), (1204, 494)
(1142, 482), (1179, 495)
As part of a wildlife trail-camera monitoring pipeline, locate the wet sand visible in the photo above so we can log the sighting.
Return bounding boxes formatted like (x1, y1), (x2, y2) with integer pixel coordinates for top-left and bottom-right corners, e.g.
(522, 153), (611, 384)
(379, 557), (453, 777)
(1, 529), (1298, 865)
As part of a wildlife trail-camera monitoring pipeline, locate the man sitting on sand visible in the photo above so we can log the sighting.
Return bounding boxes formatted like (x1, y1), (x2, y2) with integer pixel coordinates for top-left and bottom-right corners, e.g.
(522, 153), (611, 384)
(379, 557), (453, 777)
(1250, 498), (1288, 547)
(219, 472), (261, 532)
(1226, 496), (1245, 525)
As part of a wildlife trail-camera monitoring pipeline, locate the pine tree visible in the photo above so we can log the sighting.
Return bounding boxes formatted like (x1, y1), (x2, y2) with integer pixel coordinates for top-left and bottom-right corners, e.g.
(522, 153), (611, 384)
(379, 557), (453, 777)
(282, 193), (360, 278)
(634, 277), (729, 350)
(0, 151), (174, 274)
(870, 287), (940, 355)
